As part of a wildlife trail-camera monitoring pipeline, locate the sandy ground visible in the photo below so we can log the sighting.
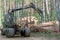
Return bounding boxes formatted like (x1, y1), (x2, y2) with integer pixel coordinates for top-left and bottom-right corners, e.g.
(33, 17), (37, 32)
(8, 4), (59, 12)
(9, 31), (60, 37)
(0, 31), (58, 40)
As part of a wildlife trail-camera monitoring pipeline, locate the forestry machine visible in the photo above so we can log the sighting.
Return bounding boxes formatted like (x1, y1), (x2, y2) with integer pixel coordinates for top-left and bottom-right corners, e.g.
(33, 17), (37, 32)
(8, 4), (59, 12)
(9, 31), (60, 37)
(1, 3), (43, 38)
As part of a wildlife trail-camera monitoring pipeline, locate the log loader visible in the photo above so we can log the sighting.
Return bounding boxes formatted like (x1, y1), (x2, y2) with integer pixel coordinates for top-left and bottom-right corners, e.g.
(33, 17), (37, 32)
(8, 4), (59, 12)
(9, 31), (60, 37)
(1, 3), (43, 38)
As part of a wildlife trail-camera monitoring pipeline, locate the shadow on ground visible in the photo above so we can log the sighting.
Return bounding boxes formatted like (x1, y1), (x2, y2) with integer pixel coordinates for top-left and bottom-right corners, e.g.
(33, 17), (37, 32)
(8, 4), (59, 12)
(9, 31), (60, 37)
(0, 32), (60, 40)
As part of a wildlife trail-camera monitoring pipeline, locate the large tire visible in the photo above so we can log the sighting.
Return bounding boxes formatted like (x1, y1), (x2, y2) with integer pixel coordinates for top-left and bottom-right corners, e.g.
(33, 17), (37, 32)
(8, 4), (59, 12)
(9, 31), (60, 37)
(5, 28), (15, 38)
(1, 28), (7, 35)
(21, 27), (31, 37)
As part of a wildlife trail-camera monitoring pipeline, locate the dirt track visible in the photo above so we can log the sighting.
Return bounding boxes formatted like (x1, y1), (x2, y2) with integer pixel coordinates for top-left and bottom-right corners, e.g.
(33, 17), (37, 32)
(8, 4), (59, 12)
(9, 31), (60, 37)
(0, 32), (58, 40)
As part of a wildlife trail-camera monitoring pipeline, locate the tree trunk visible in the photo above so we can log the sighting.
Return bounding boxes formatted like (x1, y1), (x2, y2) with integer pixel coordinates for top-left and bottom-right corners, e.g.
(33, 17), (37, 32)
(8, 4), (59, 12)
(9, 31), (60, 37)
(55, 0), (60, 32)
(4, 0), (7, 14)
(42, 0), (45, 22)
(45, 0), (50, 21)
(50, 0), (53, 21)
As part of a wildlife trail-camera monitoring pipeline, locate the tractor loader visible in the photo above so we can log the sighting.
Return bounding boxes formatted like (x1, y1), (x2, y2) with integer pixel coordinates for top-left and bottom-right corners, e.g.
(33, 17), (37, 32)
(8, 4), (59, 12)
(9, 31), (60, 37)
(1, 3), (43, 38)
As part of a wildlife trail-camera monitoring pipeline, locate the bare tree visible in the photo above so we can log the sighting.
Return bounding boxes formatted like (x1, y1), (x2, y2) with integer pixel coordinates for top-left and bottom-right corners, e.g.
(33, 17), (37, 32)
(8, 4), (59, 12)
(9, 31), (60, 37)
(42, 0), (45, 22)
(50, 0), (53, 21)
(45, 0), (50, 21)
(0, 0), (2, 26)
(4, 0), (7, 14)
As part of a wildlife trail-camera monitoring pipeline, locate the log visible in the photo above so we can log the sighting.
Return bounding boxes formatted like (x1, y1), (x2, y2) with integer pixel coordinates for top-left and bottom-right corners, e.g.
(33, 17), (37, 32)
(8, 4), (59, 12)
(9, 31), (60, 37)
(30, 21), (59, 32)
(16, 16), (38, 27)
(34, 21), (59, 27)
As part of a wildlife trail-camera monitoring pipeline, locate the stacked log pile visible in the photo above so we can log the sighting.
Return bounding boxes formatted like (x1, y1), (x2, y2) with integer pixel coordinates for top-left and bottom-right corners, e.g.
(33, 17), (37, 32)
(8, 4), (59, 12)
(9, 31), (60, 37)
(16, 16), (38, 27)
(0, 16), (59, 32)
(16, 16), (59, 32)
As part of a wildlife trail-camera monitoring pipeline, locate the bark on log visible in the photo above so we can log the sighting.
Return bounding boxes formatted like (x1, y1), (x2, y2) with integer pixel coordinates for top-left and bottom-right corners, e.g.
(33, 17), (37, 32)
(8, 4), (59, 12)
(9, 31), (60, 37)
(31, 21), (59, 32)
(34, 21), (59, 27)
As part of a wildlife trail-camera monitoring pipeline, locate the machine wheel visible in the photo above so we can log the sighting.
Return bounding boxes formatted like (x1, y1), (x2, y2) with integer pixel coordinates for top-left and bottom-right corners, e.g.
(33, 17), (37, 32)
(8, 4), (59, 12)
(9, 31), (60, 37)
(1, 29), (5, 35)
(1, 28), (7, 35)
(5, 28), (15, 38)
(21, 27), (31, 37)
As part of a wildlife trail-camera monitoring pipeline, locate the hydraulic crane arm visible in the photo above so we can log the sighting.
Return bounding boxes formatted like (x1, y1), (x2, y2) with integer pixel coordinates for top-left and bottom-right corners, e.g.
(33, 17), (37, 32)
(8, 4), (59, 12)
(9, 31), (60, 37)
(9, 3), (43, 16)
